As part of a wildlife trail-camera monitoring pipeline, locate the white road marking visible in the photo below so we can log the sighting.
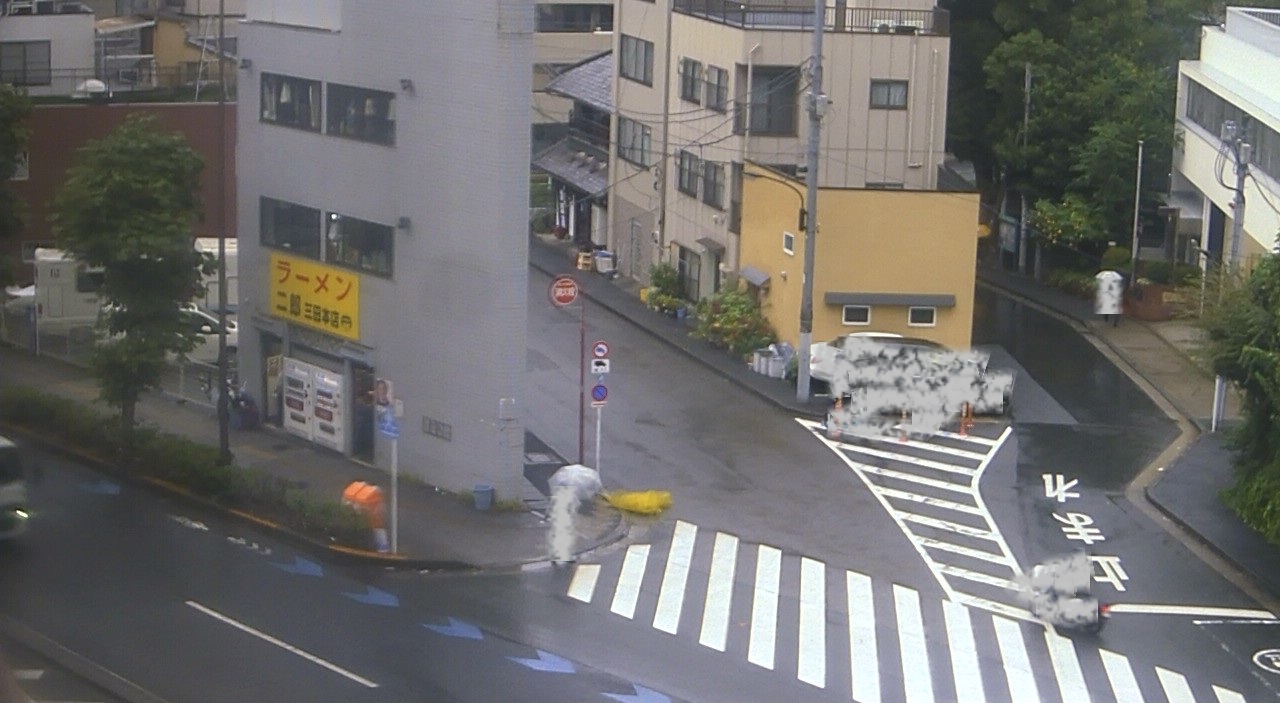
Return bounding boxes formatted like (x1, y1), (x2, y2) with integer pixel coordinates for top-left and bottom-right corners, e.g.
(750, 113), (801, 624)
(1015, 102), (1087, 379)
(942, 600), (986, 703)
(898, 511), (996, 540)
(856, 435), (989, 461)
(747, 544), (781, 670)
(846, 571), (879, 703)
(992, 616), (1041, 703)
(698, 532), (738, 652)
(1108, 603), (1276, 619)
(1099, 648), (1144, 703)
(1044, 630), (1090, 703)
(835, 443), (980, 476)
(14, 670), (42, 681)
(566, 564), (600, 603)
(876, 486), (984, 515)
(894, 585), (935, 703)
(1156, 666), (1196, 703)
(186, 600), (378, 688)
(1214, 685), (1247, 703)
(653, 521), (697, 634)
(859, 464), (973, 493)
(919, 537), (1012, 565)
(797, 557), (826, 688)
(933, 429), (999, 446)
(952, 594), (1034, 621)
(610, 544), (650, 619)
(937, 564), (1020, 591)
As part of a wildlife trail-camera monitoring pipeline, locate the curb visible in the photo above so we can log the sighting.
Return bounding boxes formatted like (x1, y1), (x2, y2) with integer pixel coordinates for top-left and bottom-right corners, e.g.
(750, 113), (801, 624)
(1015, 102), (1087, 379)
(0, 612), (171, 703)
(1, 420), (477, 572)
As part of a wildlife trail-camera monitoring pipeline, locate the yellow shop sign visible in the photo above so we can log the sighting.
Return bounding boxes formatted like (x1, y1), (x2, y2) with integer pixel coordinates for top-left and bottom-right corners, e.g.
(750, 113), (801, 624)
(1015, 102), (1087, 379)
(269, 253), (360, 340)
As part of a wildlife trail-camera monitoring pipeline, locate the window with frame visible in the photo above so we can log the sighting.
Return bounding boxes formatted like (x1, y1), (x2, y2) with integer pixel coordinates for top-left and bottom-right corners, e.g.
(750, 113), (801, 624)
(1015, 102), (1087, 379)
(617, 117), (652, 166)
(326, 212), (394, 277)
(870, 79), (909, 109)
(260, 73), (322, 131)
(740, 67), (799, 135)
(676, 150), (700, 196)
(0, 41), (51, 86)
(76, 269), (105, 294)
(326, 83), (396, 145)
(782, 231), (795, 255)
(261, 197), (322, 259)
(843, 305), (871, 326)
(535, 3), (613, 32)
(704, 66), (729, 112)
(702, 161), (726, 209)
(679, 58), (702, 104)
(619, 35), (654, 85)
(677, 245), (700, 301)
(908, 306), (936, 326)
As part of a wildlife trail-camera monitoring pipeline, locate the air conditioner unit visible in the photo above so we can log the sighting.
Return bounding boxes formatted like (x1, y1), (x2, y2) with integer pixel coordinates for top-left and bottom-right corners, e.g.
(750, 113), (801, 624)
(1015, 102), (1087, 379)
(117, 68), (141, 84)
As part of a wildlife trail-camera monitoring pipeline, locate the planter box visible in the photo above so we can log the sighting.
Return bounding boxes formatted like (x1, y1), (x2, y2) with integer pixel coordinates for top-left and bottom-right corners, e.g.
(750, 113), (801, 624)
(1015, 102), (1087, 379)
(1126, 283), (1175, 322)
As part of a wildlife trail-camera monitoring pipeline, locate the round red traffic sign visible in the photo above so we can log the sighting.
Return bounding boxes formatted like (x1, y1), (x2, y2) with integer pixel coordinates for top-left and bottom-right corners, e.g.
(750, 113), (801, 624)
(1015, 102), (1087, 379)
(549, 275), (580, 307)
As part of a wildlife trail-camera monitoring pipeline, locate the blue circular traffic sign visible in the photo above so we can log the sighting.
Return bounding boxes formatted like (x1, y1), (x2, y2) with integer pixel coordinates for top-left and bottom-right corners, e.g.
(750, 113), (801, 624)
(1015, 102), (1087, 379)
(590, 384), (608, 402)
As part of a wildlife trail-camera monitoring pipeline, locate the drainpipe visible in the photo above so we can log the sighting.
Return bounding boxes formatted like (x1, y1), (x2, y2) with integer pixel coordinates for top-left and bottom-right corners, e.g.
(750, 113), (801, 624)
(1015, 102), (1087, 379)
(904, 31), (918, 178)
(925, 48), (938, 187)
(743, 42), (761, 161)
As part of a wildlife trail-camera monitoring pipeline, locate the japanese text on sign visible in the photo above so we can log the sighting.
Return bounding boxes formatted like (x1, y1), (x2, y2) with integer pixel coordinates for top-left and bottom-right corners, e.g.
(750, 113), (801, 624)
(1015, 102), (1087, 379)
(1042, 472), (1131, 592)
(269, 253), (360, 340)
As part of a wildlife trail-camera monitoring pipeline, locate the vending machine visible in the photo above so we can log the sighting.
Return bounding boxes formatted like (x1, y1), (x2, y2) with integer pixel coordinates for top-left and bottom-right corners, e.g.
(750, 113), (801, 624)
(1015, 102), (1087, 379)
(281, 358), (313, 441)
(311, 366), (346, 452)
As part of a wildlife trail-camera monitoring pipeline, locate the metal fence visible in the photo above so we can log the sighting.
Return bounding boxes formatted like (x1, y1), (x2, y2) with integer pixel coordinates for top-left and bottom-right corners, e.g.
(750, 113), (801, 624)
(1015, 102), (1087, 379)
(672, 0), (948, 34)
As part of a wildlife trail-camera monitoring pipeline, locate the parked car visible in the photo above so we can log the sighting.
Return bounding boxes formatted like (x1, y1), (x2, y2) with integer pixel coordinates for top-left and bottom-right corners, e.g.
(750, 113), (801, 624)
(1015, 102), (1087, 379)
(99, 304), (237, 367)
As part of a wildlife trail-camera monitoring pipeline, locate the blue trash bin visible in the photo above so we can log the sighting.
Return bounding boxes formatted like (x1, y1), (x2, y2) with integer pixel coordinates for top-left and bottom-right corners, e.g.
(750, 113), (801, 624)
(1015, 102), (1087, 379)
(473, 484), (494, 511)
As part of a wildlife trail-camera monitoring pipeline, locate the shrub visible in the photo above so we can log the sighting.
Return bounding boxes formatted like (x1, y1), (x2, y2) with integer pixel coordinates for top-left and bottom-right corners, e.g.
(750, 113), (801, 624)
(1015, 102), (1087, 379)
(1223, 471), (1280, 547)
(648, 263), (682, 298)
(692, 289), (776, 357)
(1142, 260), (1173, 285)
(1100, 246), (1131, 270)
(1045, 269), (1096, 299)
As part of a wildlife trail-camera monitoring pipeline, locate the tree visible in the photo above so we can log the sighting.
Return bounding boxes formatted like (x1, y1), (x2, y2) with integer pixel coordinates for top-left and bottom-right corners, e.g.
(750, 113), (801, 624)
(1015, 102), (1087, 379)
(0, 85), (32, 286)
(49, 114), (210, 432)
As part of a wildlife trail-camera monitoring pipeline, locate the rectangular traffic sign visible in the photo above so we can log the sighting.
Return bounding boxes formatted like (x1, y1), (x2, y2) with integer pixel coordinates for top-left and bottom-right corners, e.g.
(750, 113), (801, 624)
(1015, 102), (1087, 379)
(590, 358), (611, 374)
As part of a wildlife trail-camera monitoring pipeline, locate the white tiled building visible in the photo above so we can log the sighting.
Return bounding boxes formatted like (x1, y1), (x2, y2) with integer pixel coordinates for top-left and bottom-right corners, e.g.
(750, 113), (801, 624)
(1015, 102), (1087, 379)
(1172, 6), (1280, 269)
(607, 0), (952, 297)
(236, 0), (533, 499)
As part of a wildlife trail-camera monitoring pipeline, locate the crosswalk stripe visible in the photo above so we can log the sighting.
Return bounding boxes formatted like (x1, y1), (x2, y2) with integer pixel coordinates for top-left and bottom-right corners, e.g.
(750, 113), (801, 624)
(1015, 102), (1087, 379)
(797, 557), (826, 689)
(855, 434), (990, 461)
(919, 537), (1015, 566)
(933, 429), (1000, 446)
(1156, 666), (1197, 702)
(859, 464), (974, 493)
(898, 511), (996, 539)
(938, 564), (1020, 591)
(846, 571), (880, 703)
(566, 564), (601, 603)
(992, 616), (1042, 703)
(894, 585), (935, 703)
(877, 486), (985, 515)
(1214, 685), (1247, 703)
(1099, 648), (1144, 703)
(838, 444), (980, 476)
(610, 544), (650, 619)
(698, 532), (739, 652)
(952, 594), (1034, 621)
(653, 520), (697, 634)
(1044, 630), (1090, 703)
(942, 599), (987, 703)
(748, 544), (782, 670)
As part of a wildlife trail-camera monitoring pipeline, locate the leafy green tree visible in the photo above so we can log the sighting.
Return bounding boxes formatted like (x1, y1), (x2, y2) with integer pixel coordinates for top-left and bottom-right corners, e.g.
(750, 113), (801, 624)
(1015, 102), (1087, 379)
(49, 114), (210, 432)
(0, 86), (32, 285)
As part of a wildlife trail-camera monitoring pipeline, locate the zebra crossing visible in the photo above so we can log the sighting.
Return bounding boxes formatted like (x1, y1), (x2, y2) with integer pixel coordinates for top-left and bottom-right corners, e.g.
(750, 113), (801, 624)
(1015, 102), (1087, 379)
(796, 418), (1030, 621)
(563, 520), (1248, 702)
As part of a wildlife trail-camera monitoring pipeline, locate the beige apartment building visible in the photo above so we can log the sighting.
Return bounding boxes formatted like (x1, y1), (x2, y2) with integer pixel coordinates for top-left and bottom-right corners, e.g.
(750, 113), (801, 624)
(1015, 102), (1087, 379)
(608, 0), (951, 299)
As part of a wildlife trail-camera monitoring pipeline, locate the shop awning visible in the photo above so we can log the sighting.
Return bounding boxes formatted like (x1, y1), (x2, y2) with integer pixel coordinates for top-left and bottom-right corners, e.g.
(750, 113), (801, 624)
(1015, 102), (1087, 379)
(739, 266), (770, 287)
(696, 237), (725, 253)
(823, 292), (956, 307)
(532, 139), (609, 196)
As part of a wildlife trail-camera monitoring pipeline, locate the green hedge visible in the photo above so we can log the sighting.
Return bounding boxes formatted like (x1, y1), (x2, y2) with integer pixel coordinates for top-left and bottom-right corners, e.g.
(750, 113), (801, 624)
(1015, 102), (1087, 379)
(0, 386), (369, 549)
(1223, 470), (1280, 547)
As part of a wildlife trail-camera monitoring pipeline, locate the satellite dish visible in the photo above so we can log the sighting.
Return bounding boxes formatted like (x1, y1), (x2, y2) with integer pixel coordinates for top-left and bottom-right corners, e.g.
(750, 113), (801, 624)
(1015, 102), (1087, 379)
(72, 79), (109, 99)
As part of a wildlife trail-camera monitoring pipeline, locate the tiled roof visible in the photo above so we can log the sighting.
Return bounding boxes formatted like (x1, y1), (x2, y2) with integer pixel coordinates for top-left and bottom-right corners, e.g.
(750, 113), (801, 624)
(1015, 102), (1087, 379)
(532, 138), (610, 196)
(545, 51), (613, 114)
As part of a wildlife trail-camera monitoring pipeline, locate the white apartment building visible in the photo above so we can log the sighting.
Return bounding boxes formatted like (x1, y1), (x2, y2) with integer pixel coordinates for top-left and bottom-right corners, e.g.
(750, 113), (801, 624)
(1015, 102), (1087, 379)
(608, 0), (951, 297)
(236, 0), (533, 499)
(1172, 6), (1280, 269)
(532, 0), (613, 150)
(0, 0), (95, 96)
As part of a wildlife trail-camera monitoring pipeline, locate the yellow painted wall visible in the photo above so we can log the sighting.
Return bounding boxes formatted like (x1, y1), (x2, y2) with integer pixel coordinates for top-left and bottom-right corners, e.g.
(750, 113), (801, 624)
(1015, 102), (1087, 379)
(740, 163), (980, 350)
(153, 18), (236, 88)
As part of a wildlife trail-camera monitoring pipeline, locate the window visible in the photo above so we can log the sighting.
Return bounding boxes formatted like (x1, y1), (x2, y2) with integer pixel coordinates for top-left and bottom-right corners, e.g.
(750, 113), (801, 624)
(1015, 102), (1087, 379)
(705, 66), (729, 112)
(0, 41), (51, 86)
(870, 80), (909, 109)
(675, 150), (700, 196)
(843, 305), (871, 326)
(261, 197), (322, 259)
(782, 231), (795, 255)
(617, 117), (652, 166)
(908, 306), (936, 327)
(677, 245), (701, 301)
(535, 3), (613, 32)
(261, 73), (322, 131)
(702, 161), (726, 209)
(679, 58), (702, 104)
(1185, 78), (1280, 183)
(866, 182), (905, 189)
(76, 269), (104, 294)
(737, 67), (799, 135)
(326, 212), (394, 277)
(620, 35), (654, 85)
(326, 83), (395, 145)
(9, 151), (28, 181)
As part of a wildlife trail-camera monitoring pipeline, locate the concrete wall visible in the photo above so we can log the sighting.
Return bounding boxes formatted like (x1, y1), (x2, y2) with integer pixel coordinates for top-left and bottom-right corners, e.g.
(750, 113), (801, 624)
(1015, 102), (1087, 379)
(0, 12), (96, 96)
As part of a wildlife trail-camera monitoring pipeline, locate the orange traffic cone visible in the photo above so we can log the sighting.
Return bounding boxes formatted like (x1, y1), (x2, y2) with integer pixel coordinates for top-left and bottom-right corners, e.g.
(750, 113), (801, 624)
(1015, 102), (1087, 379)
(826, 396), (842, 439)
(960, 402), (971, 436)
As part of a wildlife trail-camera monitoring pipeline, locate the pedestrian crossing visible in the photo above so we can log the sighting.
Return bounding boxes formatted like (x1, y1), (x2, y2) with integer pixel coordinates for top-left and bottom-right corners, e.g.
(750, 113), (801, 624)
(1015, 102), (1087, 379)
(797, 418), (1030, 621)
(563, 519), (1247, 702)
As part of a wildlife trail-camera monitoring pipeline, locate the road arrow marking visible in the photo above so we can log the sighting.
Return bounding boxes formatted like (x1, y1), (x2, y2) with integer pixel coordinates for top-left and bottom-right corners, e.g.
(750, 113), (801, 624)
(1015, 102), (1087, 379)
(508, 649), (575, 673)
(271, 556), (324, 577)
(169, 515), (209, 531)
(342, 586), (399, 607)
(603, 684), (671, 703)
(423, 617), (483, 640)
(79, 479), (120, 495)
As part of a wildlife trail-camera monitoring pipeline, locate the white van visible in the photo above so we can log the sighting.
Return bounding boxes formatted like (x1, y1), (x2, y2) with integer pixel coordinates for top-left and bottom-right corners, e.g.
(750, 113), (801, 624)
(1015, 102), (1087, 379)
(31, 248), (103, 334)
(194, 237), (238, 317)
(0, 436), (30, 540)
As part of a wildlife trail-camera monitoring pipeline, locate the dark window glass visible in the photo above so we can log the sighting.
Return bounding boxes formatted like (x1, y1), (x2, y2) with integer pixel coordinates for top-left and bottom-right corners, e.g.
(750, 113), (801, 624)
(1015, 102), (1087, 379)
(326, 83), (396, 145)
(0, 41), (51, 86)
(260, 73), (322, 131)
(736, 67), (799, 135)
(536, 3), (613, 32)
(679, 58), (702, 103)
(705, 65), (729, 112)
(702, 161), (725, 209)
(677, 150), (700, 196)
(76, 269), (104, 294)
(870, 79), (909, 109)
(260, 197), (322, 259)
(325, 213), (394, 277)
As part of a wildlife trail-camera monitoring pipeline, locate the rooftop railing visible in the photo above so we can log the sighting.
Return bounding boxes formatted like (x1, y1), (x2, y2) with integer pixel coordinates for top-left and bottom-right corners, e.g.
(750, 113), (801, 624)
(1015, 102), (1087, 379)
(673, 1), (949, 35)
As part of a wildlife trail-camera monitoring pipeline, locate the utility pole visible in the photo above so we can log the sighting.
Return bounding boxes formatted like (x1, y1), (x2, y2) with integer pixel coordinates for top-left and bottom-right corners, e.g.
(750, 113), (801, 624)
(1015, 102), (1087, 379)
(795, 0), (824, 403)
(216, 0), (231, 464)
(1129, 139), (1144, 279)
(655, 0), (675, 266)
(1212, 120), (1251, 432)
(1018, 63), (1031, 276)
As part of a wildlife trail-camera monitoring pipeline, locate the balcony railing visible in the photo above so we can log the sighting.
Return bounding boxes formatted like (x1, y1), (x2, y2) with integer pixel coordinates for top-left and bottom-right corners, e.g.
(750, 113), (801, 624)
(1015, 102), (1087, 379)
(673, 0), (949, 34)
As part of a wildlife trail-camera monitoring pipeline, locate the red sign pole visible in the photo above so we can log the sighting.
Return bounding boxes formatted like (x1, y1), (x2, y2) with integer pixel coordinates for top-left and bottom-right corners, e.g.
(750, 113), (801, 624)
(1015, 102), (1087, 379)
(549, 275), (586, 464)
